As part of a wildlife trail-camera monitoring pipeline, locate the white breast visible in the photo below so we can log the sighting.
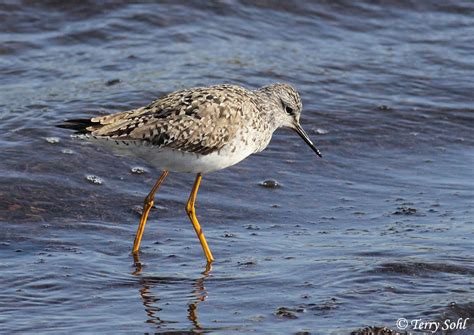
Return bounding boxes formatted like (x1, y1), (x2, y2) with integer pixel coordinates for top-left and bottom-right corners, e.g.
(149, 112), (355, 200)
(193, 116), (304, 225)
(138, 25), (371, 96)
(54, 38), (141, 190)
(80, 133), (262, 174)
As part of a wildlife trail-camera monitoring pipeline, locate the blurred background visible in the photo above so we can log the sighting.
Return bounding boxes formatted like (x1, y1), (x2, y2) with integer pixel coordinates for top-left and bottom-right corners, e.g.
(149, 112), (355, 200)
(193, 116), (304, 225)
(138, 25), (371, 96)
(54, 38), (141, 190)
(0, 1), (473, 334)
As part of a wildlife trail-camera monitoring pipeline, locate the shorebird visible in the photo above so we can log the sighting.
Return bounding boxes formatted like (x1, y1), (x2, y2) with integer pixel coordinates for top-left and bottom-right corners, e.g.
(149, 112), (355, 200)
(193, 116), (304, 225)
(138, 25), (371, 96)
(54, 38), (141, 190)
(59, 83), (321, 263)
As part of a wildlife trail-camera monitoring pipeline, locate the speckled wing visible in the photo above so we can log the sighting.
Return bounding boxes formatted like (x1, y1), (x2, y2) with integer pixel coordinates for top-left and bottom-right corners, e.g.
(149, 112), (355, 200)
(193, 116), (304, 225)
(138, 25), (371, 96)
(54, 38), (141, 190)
(85, 85), (255, 155)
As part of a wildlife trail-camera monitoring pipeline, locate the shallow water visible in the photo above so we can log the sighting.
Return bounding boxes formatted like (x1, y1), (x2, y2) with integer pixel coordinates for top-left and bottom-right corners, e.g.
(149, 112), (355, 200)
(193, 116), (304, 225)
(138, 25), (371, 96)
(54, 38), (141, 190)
(1, 1), (473, 334)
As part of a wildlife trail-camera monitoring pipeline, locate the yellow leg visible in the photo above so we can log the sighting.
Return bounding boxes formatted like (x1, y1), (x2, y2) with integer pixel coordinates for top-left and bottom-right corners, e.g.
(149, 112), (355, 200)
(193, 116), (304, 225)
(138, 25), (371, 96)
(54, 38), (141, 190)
(132, 170), (169, 253)
(186, 173), (214, 263)
(132, 252), (142, 275)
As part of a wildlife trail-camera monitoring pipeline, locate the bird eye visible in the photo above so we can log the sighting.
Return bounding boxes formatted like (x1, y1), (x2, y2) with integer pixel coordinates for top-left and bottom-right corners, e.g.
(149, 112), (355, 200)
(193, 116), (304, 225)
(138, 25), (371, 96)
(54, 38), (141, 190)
(285, 106), (294, 115)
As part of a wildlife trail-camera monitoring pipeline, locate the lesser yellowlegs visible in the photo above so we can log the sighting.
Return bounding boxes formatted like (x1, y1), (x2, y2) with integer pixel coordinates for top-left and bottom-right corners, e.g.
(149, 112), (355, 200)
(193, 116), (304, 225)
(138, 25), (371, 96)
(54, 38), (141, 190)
(59, 83), (322, 263)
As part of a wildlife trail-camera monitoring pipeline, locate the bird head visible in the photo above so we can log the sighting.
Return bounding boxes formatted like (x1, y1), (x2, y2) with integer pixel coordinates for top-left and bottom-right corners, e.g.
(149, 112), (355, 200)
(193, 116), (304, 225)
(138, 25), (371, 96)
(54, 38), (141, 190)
(258, 83), (322, 158)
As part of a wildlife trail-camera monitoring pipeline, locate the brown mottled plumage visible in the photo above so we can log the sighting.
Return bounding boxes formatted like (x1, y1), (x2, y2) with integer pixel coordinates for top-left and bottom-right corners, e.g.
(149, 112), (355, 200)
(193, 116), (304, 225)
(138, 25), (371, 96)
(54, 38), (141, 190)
(59, 83), (318, 162)
(58, 83), (321, 263)
(82, 84), (262, 155)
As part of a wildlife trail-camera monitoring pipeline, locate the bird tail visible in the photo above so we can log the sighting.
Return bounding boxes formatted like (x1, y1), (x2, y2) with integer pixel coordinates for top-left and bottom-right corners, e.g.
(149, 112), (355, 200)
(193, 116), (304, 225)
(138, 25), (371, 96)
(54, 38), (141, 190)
(56, 118), (95, 134)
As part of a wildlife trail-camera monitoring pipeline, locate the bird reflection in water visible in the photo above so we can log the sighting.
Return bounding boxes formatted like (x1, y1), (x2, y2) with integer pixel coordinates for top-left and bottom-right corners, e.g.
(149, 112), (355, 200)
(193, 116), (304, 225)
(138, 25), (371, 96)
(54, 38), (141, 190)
(132, 253), (211, 330)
